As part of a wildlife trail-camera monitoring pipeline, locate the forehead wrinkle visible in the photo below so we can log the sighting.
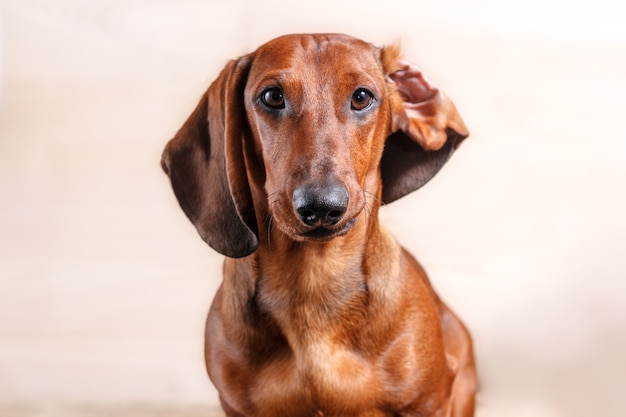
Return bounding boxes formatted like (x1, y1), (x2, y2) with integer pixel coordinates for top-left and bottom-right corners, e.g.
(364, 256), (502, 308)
(253, 36), (379, 87)
(250, 41), (317, 89)
(316, 45), (383, 90)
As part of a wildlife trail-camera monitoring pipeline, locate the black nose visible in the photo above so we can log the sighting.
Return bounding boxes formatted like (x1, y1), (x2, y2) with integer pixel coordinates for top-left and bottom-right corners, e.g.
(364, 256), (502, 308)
(293, 181), (349, 226)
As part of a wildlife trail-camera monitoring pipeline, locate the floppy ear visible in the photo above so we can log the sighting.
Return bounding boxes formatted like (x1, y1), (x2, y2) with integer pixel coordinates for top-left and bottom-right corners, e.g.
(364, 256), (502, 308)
(381, 59), (469, 204)
(161, 56), (258, 258)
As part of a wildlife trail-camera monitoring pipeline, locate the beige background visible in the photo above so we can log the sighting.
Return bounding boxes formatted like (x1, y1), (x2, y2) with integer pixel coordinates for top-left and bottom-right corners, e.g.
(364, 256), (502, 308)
(1, 1), (625, 416)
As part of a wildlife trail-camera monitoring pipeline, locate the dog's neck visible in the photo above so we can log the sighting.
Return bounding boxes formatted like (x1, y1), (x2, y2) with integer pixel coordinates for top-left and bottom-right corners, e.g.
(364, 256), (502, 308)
(251, 220), (377, 347)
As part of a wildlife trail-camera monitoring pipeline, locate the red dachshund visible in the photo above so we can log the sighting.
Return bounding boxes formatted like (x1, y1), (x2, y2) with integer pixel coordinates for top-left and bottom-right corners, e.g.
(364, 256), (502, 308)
(162, 33), (476, 417)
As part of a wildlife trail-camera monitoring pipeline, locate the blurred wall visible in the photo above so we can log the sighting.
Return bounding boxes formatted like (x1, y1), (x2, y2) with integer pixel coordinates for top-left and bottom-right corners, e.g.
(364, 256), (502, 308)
(1, 1), (625, 416)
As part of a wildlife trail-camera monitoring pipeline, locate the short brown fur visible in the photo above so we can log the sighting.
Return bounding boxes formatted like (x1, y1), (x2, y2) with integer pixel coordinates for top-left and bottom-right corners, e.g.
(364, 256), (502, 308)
(162, 33), (476, 417)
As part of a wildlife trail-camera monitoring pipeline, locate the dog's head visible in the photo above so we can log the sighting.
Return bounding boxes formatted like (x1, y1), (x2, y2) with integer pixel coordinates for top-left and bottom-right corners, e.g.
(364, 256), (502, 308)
(162, 34), (468, 258)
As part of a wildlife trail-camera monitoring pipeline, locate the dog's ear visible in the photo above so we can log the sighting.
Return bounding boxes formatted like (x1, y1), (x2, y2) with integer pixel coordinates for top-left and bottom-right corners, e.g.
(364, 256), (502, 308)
(381, 56), (469, 203)
(161, 56), (258, 258)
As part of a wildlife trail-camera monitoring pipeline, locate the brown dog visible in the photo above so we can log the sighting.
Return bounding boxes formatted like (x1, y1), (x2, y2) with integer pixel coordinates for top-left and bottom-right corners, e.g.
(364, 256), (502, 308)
(162, 33), (476, 417)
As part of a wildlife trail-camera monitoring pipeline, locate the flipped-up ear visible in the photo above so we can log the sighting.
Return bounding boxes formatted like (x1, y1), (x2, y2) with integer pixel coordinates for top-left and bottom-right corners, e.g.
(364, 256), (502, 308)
(161, 56), (258, 258)
(381, 60), (469, 203)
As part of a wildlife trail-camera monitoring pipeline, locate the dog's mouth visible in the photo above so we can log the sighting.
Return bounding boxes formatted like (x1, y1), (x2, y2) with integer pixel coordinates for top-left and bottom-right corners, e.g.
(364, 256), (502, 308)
(298, 217), (357, 241)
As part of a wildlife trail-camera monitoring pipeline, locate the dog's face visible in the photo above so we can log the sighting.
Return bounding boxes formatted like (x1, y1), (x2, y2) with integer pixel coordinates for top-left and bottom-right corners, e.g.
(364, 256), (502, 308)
(243, 34), (392, 241)
(162, 33), (468, 257)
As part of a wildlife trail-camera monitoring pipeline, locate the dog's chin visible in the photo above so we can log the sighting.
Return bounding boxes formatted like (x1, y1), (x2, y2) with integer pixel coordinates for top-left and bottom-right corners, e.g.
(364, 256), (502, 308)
(287, 218), (358, 242)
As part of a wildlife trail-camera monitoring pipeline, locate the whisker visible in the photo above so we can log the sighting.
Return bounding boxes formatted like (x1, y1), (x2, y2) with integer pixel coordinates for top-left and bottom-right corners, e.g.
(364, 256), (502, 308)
(265, 214), (273, 249)
(267, 192), (281, 207)
(362, 189), (383, 206)
(363, 204), (372, 222)
(360, 188), (377, 223)
(264, 195), (283, 249)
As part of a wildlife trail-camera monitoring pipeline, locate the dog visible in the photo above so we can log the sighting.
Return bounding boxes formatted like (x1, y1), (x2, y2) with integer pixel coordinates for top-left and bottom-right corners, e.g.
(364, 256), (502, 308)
(162, 33), (476, 417)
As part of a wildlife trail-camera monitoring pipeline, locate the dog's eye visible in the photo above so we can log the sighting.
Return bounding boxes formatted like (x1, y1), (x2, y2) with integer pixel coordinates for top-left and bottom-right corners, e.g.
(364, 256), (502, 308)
(260, 88), (285, 109)
(351, 88), (374, 111)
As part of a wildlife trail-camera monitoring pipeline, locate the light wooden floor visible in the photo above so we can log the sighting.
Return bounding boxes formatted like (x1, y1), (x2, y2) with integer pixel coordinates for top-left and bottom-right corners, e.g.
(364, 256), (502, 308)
(1, 1), (626, 416)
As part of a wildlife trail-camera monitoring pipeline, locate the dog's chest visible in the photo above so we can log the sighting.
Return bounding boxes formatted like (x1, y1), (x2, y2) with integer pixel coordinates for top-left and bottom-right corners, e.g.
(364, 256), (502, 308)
(252, 275), (380, 411)
(247, 339), (382, 415)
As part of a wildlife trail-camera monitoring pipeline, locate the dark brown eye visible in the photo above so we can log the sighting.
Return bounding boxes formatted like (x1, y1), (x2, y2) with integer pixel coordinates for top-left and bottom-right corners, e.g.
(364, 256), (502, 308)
(261, 88), (285, 109)
(351, 88), (373, 111)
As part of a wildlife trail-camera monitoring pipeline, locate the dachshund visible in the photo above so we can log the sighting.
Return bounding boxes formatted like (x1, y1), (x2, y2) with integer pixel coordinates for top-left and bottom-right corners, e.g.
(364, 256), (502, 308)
(162, 33), (476, 417)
